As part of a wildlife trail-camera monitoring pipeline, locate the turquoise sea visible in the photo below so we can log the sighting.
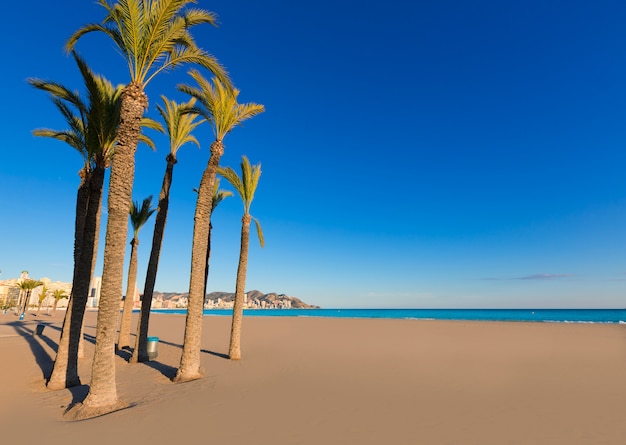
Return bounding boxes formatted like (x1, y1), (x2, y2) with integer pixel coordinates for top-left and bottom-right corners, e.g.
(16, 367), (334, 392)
(150, 308), (626, 324)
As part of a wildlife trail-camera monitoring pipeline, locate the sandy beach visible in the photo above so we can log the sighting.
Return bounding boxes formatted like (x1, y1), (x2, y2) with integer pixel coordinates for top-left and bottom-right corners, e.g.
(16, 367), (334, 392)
(1, 310), (626, 444)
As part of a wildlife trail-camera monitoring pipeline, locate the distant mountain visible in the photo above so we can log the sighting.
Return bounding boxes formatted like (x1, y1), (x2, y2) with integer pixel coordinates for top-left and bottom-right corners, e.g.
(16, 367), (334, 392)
(153, 290), (319, 309)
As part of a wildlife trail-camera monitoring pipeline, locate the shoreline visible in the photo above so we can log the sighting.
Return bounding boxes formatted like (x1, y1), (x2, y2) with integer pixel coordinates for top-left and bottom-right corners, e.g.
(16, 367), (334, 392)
(150, 307), (626, 324)
(2, 311), (626, 444)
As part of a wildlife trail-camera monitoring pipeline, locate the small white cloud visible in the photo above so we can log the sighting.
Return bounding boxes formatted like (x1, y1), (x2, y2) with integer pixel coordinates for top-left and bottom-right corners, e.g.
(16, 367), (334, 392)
(517, 274), (575, 280)
(483, 273), (576, 281)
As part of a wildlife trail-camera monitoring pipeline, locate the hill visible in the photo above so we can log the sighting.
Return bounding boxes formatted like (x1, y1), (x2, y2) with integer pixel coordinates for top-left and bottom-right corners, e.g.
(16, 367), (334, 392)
(152, 290), (319, 309)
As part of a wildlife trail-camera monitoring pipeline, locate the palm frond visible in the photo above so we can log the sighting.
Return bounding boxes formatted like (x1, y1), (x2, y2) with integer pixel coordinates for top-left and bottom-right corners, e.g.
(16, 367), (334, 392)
(211, 178), (233, 210)
(253, 216), (265, 248)
(217, 165), (244, 200)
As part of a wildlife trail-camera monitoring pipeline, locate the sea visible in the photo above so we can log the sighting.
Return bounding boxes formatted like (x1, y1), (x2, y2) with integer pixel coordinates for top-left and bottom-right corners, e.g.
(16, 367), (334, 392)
(150, 308), (626, 324)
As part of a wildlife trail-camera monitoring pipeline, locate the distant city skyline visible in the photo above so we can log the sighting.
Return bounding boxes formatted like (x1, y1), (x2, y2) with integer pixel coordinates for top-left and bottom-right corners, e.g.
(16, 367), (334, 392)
(2, 0), (626, 308)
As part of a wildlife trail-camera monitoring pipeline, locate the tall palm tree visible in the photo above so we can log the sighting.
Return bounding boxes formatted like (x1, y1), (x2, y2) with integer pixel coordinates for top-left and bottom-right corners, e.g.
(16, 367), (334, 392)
(52, 289), (68, 315)
(203, 179), (233, 300)
(218, 156), (264, 360)
(31, 52), (126, 390)
(65, 0), (229, 416)
(17, 279), (44, 317)
(131, 96), (203, 363)
(118, 196), (156, 350)
(174, 72), (264, 382)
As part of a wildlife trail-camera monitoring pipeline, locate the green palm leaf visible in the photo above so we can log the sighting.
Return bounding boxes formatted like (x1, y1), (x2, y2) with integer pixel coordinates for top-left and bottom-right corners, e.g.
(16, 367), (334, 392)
(178, 70), (264, 141)
(129, 195), (156, 236)
(217, 156), (264, 247)
(67, 0), (229, 89)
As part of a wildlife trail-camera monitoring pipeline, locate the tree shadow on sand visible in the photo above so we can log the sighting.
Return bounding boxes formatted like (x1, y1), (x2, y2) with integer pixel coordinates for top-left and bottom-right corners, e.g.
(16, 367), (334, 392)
(142, 359), (179, 380)
(8, 321), (57, 380)
(156, 338), (230, 359)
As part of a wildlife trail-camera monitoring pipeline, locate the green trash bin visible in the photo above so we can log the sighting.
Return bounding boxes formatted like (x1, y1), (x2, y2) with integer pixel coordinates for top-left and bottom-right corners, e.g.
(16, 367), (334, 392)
(147, 336), (159, 360)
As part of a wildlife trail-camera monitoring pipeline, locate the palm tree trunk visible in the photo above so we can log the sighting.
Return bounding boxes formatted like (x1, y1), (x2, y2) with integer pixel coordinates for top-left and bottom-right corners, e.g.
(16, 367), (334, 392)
(79, 197), (102, 360)
(132, 155), (175, 363)
(67, 83), (147, 418)
(48, 165), (105, 389)
(174, 140), (223, 382)
(73, 168), (90, 272)
(55, 167), (89, 350)
(21, 290), (32, 315)
(48, 169), (90, 388)
(203, 222), (213, 300)
(228, 214), (251, 360)
(118, 238), (139, 349)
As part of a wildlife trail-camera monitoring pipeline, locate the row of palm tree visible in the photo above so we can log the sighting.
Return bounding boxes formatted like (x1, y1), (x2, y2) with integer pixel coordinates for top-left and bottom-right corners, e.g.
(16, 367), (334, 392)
(6, 283), (68, 315)
(29, 0), (266, 419)
(16, 279), (44, 317)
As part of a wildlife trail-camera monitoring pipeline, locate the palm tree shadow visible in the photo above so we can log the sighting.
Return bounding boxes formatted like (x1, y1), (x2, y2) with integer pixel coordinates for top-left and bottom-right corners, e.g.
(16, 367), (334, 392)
(156, 338), (229, 360)
(201, 349), (229, 359)
(66, 384), (90, 407)
(142, 360), (178, 380)
(8, 321), (55, 380)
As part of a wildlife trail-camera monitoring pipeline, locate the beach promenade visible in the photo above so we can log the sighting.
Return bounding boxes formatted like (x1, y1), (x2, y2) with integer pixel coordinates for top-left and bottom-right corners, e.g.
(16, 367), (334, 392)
(1, 310), (626, 444)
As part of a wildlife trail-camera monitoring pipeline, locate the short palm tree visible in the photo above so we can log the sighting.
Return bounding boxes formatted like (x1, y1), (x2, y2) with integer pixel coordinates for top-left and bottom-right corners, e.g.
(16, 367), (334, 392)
(132, 96), (203, 363)
(17, 279), (43, 317)
(218, 156), (265, 360)
(65, 0), (229, 417)
(118, 196), (156, 350)
(175, 72), (264, 382)
(36, 285), (48, 316)
(52, 289), (68, 315)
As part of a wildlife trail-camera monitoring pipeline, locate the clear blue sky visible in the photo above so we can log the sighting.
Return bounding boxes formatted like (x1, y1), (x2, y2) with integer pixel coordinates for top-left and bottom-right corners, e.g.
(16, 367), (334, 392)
(1, 0), (626, 308)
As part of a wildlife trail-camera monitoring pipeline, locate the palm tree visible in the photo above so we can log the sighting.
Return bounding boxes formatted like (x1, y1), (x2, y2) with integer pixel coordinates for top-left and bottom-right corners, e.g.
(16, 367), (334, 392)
(17, 279), (44, 317)
(65, 0), (229, 416)
(52, 289), (68, 315)
(218, 156), (265, 360)
(118, 196), (156, 350)
(36, 285), (48, 316)
(203, 179), (233, 300)
(174, 72), (264, 382)
(31, 52), (125, 390)
(131, 96), (203, 363)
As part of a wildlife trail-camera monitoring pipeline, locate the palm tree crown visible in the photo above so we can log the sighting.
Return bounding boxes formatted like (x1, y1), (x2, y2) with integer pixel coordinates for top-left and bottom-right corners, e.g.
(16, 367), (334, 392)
(66, 0), (230, 88)
(18, 279), (44, 292)
(179, 70), (264, 141)
(218, 156), (265, 247)
(130, 196), (156, 237)
(29, 51), (123, 171)
(156, 96), (204, 156)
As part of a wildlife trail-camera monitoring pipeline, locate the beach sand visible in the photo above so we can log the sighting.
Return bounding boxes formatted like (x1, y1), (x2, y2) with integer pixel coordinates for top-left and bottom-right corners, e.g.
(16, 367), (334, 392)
(1, 310), (626, 444)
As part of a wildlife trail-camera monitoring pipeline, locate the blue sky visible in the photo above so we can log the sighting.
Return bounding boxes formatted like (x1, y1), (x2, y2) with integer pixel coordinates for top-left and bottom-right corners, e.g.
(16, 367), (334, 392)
(1, 0), (626, 308)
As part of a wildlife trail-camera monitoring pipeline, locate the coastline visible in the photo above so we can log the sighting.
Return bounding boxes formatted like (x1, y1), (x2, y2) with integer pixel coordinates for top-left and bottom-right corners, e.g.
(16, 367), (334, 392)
(151, 307), (626, 324)
(2, 310), (626, 444)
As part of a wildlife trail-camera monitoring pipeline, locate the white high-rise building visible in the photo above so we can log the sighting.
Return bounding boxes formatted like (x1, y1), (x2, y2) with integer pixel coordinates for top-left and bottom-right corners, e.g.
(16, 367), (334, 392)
(88, 276), (102, 308)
